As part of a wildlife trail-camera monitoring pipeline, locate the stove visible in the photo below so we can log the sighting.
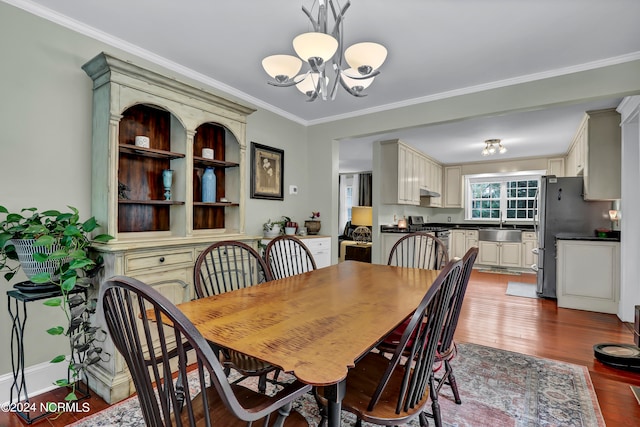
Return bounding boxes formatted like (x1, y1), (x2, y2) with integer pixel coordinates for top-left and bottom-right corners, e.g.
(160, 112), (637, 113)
(380, 216), (450, 238)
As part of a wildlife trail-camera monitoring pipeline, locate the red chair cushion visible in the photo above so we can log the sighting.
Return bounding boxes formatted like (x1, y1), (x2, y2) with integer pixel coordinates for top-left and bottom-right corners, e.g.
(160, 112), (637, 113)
(382, 318), (413, 347)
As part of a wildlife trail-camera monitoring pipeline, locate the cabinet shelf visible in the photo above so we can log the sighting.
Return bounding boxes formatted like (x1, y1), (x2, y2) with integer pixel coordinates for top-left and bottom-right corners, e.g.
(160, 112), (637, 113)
(193, 157), (238, 168)
(193, 202), (239, 207)
(119, 144), (185, 160)
(118, 199), (185, 206)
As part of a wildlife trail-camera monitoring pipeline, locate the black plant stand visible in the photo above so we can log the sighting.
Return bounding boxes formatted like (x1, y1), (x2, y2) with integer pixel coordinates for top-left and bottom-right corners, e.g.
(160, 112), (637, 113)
(7, 282), (90, 424)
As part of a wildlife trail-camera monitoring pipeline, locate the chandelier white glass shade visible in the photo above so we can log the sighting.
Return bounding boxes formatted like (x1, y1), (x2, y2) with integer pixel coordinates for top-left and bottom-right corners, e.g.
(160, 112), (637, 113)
(261, 55), (303, 82)
(261, 0), (387, 101)
(481, 139), (507, 156)
(341, 68), (374, 92)
(295, 73), (329, 96)
(293, 32), (339, 65)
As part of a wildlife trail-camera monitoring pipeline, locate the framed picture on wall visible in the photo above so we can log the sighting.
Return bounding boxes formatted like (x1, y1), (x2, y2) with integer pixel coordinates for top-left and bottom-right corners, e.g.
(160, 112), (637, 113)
(250, 142), (284, 200)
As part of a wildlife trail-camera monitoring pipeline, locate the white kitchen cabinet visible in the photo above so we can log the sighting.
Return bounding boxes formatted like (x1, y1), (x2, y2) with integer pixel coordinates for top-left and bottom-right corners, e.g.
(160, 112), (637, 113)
(450, 230), (466, 259)
(261, 235), (331, 269)
(581, 109), (621, 200)
(547, 158), (565, 177)
(521, 231), (537, 269)
(419, 156), (443, 208)
(302, 236), (331, 268)
(565, 145), (576, 177)
(478, 241), (500, 266)
(478, 241), (521, 268)
(417, 154), (429, 189)
(565, 124), (586, 177)
(556, 239), (619, 314)
(450, 229), (478, 259)
(380, 233), (405, 264)
(565, 108), (621, 199)
(465, 230), (479, 252)
(429, 162), (443, 207)
(443, 166), (463, 208)
(381, 140), (420, 205)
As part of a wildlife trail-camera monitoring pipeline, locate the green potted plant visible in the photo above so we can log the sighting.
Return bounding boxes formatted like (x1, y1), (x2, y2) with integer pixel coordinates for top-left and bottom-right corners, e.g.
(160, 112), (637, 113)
(0, 205), (113, 401)
(262, 216), (292, 238)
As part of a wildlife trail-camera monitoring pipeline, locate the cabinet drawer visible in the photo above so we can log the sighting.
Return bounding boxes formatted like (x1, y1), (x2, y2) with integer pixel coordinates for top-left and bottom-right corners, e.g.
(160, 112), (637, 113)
(465, 230), (478, 238)
(522, 231), (536, 240)
(125, 250), (194, 274)
(304, 238), (331, 251)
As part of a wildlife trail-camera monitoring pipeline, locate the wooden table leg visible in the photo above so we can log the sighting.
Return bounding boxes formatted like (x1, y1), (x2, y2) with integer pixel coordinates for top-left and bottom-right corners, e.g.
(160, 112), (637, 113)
(324, 379), (346, 427)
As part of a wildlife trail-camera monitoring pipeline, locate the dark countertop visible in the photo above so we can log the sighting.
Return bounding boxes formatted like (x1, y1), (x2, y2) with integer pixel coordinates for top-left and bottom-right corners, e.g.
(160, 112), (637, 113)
(555, 232), (621, 242)
(380, 223), (535, 233)
(429, 223), (535, 231)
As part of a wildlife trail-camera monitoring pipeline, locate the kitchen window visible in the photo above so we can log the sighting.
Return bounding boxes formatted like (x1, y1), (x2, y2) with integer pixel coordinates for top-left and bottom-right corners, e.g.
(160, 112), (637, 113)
(465, 172), (543, 221)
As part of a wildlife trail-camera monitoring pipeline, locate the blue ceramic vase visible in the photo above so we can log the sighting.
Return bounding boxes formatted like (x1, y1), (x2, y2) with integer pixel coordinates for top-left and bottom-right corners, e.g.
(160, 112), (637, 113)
(202, 167), (216, 202)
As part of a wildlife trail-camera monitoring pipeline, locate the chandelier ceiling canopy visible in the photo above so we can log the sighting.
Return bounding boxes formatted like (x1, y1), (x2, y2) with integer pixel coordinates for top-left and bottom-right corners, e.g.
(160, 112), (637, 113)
(481, 139), (507, 156)
(261, 0), (387, 102)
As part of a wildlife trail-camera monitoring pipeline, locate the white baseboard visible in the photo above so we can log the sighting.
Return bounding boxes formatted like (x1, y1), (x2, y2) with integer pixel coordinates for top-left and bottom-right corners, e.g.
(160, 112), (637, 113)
(0, 360), (69, 405)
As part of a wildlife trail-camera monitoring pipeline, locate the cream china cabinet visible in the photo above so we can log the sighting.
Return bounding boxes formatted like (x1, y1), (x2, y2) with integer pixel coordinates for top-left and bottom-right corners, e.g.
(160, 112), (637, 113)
(83, 53), (256, 403)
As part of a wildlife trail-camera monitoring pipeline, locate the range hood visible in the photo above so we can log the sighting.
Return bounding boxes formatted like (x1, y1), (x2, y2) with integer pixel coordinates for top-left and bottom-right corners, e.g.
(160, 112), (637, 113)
(419, 188), (441, 198)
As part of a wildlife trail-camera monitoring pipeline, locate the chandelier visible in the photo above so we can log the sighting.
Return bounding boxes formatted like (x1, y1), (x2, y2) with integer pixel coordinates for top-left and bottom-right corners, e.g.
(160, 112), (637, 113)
(481, 139), (507, 156)
(261, 0), (387, 101)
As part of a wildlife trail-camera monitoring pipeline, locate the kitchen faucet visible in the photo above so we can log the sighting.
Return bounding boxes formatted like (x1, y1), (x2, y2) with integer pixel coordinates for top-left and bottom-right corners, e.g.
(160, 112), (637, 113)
(499, 211), (504, 229)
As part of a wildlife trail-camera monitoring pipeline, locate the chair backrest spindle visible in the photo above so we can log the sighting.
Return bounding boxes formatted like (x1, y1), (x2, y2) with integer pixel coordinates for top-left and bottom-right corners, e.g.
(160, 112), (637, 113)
(194, 241), (272, 299)
(265, 235), (317, 280)
(438, 246), (478, 356)
(387, 232), (449, 270)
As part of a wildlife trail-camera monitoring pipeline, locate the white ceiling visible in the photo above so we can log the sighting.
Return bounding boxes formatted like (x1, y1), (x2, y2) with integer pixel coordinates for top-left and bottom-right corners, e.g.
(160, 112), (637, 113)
(8, 0), (640, 170)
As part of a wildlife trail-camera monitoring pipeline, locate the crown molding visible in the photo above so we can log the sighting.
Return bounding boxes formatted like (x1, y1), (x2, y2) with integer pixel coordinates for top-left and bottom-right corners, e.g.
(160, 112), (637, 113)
(5, 0), (640, 128)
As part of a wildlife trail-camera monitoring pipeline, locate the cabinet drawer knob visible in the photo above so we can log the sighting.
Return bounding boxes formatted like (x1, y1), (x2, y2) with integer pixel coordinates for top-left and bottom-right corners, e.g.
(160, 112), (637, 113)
(159, 257), (165, 263)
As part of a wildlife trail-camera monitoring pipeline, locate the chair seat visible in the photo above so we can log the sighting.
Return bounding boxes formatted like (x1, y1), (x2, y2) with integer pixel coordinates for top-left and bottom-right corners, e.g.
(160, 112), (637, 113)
(380, 318), (412, 347)
(176, 382), (309, 426)
(316, 352), (429, 425)
(435, 341), (457, 362)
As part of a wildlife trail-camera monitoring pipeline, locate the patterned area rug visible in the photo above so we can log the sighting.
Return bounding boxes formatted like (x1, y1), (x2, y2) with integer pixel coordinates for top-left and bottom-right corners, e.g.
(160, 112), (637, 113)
(66, 343), (605, 427)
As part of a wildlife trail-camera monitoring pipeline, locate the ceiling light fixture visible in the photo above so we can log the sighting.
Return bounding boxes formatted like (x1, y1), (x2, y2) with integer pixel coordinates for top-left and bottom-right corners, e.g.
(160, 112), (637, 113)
(481, 139), (507, 156)
(261, 0), (387, 102)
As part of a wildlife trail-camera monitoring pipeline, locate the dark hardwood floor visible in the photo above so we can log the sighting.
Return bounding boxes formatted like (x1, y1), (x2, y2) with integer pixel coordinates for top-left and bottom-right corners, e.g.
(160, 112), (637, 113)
(2, 270), (639, 426)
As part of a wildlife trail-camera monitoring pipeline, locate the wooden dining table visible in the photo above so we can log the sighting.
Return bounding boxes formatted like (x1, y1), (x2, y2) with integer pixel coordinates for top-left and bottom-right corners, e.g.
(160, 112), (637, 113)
(176, 260), (440, 427)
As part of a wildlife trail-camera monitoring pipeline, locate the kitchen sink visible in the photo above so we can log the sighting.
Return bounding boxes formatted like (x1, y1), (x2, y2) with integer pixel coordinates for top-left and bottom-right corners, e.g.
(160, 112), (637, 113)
(478, 228), (522, 243)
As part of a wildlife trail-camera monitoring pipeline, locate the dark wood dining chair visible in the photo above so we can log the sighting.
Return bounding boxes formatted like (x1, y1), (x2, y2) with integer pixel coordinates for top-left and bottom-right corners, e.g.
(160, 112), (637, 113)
(376, 231), (450, 355)
(264, 235), (317, 280)
(429, 246), (478, 427)
(194, 241), (278, 393)
(315, 259), (463, 427)
(387, 232), (449, 270)
(100, 275), (311, 427)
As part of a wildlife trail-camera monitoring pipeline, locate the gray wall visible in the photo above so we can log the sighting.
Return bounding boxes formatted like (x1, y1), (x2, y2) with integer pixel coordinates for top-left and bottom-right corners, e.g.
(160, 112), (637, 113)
(0, 2), (310, 377)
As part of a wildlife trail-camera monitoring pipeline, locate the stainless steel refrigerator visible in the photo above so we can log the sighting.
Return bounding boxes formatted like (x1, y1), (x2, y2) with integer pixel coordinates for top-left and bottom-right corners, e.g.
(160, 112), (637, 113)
(534, 176), (610, 298)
